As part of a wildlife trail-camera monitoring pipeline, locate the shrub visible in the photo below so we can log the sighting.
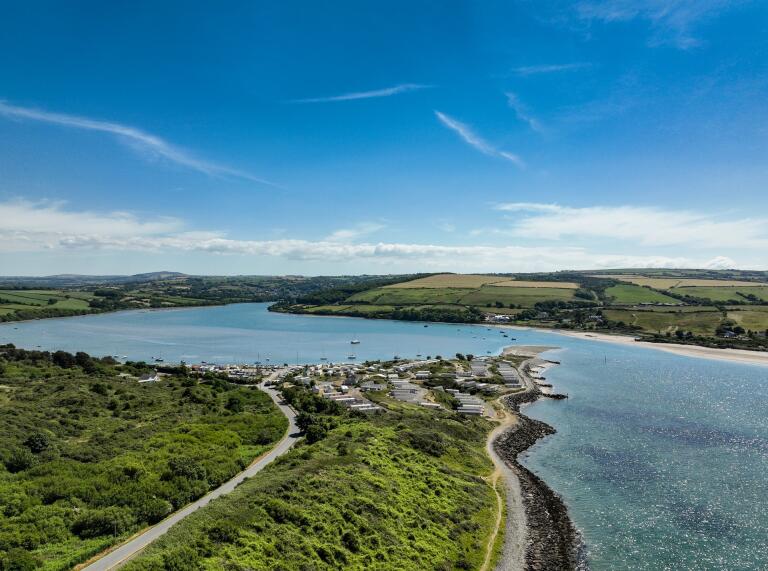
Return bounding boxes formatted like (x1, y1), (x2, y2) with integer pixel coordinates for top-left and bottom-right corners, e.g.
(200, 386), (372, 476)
(0, 548), (40, 570)
(4, 449), (35, 473)
(162, 547), (201, 571)
(405, 431), (447, 457)
(23, 433), (50, 454)
(71, 507), (135, 538)
(167, 457), (207, 481)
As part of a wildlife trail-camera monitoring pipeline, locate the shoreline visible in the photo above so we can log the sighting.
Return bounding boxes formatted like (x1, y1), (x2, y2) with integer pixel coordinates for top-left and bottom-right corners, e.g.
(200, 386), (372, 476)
(492, 346), (586, 571)
(555, 329), (768, 367)
(4, 302), (768, 367)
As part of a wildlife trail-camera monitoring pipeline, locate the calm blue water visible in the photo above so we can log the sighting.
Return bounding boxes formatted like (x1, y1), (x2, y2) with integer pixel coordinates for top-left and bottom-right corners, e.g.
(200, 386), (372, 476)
(1, 303), (767, 570)
(0, 303), (515, 364)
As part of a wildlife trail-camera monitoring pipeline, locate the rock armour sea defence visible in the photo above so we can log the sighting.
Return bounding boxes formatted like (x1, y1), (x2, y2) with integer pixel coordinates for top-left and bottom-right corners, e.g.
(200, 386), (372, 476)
(494, 392), (586, 570)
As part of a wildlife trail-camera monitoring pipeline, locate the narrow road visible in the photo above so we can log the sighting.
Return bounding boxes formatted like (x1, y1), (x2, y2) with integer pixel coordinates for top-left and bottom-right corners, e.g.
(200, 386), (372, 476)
(80, 371), (299, 571)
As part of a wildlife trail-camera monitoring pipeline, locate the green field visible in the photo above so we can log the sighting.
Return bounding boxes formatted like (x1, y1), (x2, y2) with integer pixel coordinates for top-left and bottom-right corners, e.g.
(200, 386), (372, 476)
(303, 304), (397, 315)
(676, 286), (768, 302)
(343, 284), (576, 309)
(0, 349), (286, 570)
(604, 284), (680, 305)
(123, 391), (497, 571)
(347, 287), (468, 305)
(458, 286), (576, 307)
(603, 308), (724, 335)
(0, 289), (94, 321)
(727, 308), (768, 331)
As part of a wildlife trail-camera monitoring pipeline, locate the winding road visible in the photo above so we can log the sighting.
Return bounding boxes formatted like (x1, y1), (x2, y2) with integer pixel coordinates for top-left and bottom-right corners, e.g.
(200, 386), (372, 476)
(80, 371), (299, 571)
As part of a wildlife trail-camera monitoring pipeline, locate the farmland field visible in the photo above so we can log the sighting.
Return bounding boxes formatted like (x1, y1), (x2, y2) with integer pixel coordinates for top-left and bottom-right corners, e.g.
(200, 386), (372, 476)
(603, 309), (724, 335)
(348, 287), (468, 305)
(676, 286), (768, 302)
(302, 304), (396, 315)
(605, 284), (680, 305)
(486, 280), (580, 289)
(0, 288), (93, 318)
(383, 274), (509, 288)
(727, 308), (768, 331)
(458, 286), (576, 307)
(597, 276), (768, 289)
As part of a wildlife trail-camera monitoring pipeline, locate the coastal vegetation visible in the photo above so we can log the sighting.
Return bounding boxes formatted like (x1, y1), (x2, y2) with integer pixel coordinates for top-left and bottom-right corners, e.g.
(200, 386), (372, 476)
(276, 270), (768, 351)
(122, 385), (498, 571)
(0, 346), (286, 570)
(0, 274), (422, 324)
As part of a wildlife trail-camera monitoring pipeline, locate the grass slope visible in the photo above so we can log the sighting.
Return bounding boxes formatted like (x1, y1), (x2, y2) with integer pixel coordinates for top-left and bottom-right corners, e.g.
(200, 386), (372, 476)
(676, 286), (768, 302)
(124, 398), (497, 571)
(603, 309), (724, 335)
(0, 348), (286, 570)
(604, 284), (680, 305)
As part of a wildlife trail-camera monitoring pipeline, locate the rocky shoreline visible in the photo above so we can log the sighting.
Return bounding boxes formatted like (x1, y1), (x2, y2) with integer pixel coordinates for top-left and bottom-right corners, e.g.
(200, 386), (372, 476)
(494, 369), (587, 570)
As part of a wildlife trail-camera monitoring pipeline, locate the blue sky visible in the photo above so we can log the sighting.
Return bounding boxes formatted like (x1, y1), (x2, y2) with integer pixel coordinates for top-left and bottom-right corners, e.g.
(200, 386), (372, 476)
(1, 0), (767, 275)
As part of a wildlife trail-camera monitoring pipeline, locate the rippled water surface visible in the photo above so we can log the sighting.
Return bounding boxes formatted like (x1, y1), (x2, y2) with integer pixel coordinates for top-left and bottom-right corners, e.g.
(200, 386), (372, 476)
(522, 344), (768, 570)
(1, 303), (767, 569)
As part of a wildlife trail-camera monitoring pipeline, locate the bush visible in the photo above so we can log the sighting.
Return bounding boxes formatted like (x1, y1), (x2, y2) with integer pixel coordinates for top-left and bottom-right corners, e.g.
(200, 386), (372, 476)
(167, 457), (207, 481)
(207, 521), (240, 543)
(71, 507), (135, 538)
(0, 548), (40, 570)
(23, 433), (50, 454)
(405, 431), (447, 457)
(162, 547), (201, 571)
(4, 449), (35, 473)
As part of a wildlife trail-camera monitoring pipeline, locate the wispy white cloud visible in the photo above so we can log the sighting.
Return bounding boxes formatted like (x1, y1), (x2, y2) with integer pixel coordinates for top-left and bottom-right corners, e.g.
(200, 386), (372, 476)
(434, 111), (525, 168)
(494, 202), (768, 249)
(0, 100), (274, 185)
(511, 63), (593, 76)
(289, 84), (430, 103)
(574, 0), (741, 49)
(324, 222), (386, 242)
(505, 93), (543, 133)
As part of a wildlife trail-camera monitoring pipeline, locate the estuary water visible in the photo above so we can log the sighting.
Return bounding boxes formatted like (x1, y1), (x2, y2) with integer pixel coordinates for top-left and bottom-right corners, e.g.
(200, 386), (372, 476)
(1, 302), (767, 570)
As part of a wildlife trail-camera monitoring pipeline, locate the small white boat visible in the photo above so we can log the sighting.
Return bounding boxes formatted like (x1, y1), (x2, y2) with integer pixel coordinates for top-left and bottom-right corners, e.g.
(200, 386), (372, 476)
(350, 339), (360, 345)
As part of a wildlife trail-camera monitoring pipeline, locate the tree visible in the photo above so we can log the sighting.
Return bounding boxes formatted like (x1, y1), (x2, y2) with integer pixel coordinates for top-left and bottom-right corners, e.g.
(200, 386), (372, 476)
(168, 456), (207, 481)
(76, 352), (97, 373)
(296, 412), (315, 433)
(225, 396), (243, 413)
(52, 351), (75, 368)
(162, 547), (201, 571)
(305, 424), (327, 444)
(71, 506), (135, 538)
(0, 548), (40, 571)
(23, 433), (51, 454)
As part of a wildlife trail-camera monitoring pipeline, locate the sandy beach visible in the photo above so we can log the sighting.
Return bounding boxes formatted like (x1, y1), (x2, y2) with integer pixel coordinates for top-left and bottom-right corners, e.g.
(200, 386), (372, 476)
(556, 330), (768, 367)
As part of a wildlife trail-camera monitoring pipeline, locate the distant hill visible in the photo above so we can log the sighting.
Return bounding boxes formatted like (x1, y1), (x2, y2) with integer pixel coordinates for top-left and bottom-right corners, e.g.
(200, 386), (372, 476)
(0, 271), (188, 287)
